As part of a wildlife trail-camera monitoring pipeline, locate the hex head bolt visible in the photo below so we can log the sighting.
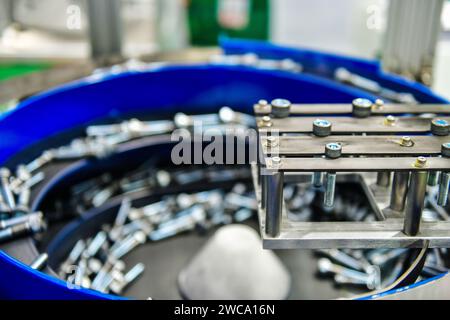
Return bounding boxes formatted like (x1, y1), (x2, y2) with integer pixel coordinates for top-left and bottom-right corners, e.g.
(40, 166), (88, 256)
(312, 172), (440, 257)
(0, 211), (43, 230)
(0, 168), (15, 210)
(438, 143), (450, 206)
(352, 98), (373, 118)
(265, 157), (284, 237)
(431, 118), (449, 136)
(403, 158), (428, 236)
(312, 119), (332, 137)
(270, 98), (291, 118)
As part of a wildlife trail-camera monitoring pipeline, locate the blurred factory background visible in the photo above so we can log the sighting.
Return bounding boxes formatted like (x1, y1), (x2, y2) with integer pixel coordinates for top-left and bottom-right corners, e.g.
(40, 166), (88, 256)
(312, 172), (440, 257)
(0, 0), (449, 103)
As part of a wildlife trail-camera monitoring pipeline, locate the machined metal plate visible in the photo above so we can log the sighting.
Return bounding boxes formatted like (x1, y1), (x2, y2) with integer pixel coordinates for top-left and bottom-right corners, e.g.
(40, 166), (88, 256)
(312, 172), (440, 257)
(257, 116), (449, 133)
(261, 135), (448, 156)
(265, 156), (450, 172)
(255, 103), (450, 115)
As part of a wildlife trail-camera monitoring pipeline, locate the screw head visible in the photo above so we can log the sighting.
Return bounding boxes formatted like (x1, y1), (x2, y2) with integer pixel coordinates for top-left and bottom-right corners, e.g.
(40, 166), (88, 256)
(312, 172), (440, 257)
(384, 115), (397, 126)
(431, 118), (449, 136)
(352, 98), (373, 118)
(414, 156), (427, 168)
(271, 98), (291, 118)
(442, 143), (450, 157)
(325, 142), (342, 159)
(313, 119), (332, 137)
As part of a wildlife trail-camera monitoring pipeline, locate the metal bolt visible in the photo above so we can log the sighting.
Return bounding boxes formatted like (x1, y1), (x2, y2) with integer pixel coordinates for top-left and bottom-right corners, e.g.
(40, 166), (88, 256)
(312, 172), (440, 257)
(0, 212), (43, 230)
(0, 214), (45, 243)
(442, 142), (450, 157)
(219, 106), (255, 127)
(258, 115), (272, 127)
(264, 136), (278, 149)
(324, 172), (337, 207)
(352, 98), (372, 118)
(438, 172), (450, 206)
(414, 156), (427, 168)
(110, 231), (146, 259)
(400, 136), (414, 147)
(317, 249), (371, 272)
(30, 253), (48, 271)
(86, 231), (108, 257)
(271, 99), (291, 118)
(318, 258), (370, 283)
(0, 168), (15, 210)
(373, 99), (384, 109)
(431, 118), (449, 136)
(312, 172), (323, 187)
(312, 119), (332, 137)
(384, 115), (397, 126)
(325, 142), (342, 159)
(109, 262), (145, 295)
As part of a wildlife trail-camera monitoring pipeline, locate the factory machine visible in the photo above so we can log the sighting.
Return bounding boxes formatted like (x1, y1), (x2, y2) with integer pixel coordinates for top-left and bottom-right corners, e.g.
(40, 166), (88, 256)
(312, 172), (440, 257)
(1, 40), (450, 300)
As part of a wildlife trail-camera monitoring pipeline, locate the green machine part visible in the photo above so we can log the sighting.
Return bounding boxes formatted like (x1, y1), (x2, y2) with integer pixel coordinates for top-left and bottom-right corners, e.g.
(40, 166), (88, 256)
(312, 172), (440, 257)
(188, 0), (269, 46)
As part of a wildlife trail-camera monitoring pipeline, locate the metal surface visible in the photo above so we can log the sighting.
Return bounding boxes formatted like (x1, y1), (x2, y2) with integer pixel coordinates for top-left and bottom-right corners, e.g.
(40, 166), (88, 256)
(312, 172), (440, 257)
(258, 116), (450, 134)
(262, 135), (449, 156)
(255, 103), (450, 116)
(265, 157), (450, 172)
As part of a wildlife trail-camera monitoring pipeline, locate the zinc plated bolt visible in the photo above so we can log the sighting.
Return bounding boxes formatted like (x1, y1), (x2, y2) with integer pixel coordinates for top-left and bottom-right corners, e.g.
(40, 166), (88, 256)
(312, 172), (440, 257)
(324, 172), (337, 208)
(0, 213), (45, 243)
(317, 249), (372, 272)
(431, 118), (449, 136)
(438, 172), (450, 206)
(25, 151), (54, 174)
(30, 253), (48, 271)
(219, 106), (255, 127)
(373, 99), (384, 109)
(399, 136), (414, 147)
(318, 258), (370, 283)
(384, 115), (397, 126)
(413, 156), (427, 168)
(254, 99), (270, 114)
(258, 115), (273, 128)
(110, 231), (147, 260)
(86, 231), (108, 257)
(369, 248), (408, 265)
(0, 168), (15, 209)
(0, 211), (43, 230)
(224, 192), (258, 211)
(174, 113), (219, 128)
(442, 142), (450, 158)
(352, 98), (373, 118)
(325, 142), (342, 159)
(109, 262), (145, 295)
(312, 119), (332, 137)
(271, 98), (291, 118)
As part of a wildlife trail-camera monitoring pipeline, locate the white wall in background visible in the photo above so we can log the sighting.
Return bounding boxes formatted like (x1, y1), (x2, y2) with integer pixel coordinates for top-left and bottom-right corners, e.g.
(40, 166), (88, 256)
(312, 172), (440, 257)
(270, 0), (388, 59)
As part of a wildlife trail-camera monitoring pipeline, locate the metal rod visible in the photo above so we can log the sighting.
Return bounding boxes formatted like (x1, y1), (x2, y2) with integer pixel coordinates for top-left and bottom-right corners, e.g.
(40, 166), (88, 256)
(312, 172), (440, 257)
(376, 171), (391, 187)
(312, 172), (323, 187)
(438, 172), (450, 206)
(403, 171), (428, 236)
(265, 171), (284, 237)
(390, 172), (410, 211)
(261, 172), (267, 210)
(324, 172), (336, 207)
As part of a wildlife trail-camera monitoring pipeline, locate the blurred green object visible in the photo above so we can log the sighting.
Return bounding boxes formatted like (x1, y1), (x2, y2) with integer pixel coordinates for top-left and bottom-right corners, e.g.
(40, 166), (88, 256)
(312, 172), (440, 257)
(188, 0), (269, 46)
(0, 62), (51, 82)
